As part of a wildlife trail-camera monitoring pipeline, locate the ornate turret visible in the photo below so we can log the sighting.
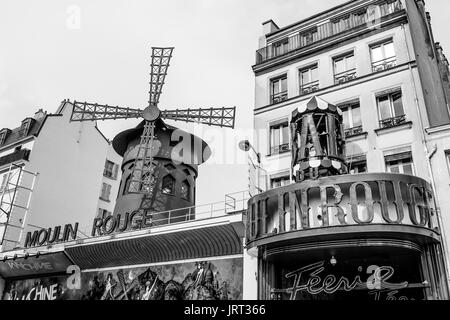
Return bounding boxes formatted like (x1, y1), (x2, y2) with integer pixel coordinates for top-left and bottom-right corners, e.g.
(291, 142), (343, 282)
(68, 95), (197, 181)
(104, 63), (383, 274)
(291, 96), (347, 182)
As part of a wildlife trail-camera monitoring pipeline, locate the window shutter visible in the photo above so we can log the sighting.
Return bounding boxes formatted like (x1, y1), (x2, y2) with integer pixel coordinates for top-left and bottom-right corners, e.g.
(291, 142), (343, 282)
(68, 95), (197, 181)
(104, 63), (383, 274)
(106, 184), (112, 200)
(113, 164), (119, 179)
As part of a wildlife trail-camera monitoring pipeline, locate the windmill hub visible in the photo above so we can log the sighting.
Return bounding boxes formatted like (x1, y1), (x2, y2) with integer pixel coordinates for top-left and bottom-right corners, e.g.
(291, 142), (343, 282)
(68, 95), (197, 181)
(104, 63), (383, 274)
(143, 106), (161, 122)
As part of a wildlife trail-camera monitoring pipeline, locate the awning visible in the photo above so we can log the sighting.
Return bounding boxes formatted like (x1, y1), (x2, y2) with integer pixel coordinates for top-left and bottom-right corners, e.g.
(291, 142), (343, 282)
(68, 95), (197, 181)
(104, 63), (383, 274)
(0, 214), (245, 277)
(66, 223), (244, 270)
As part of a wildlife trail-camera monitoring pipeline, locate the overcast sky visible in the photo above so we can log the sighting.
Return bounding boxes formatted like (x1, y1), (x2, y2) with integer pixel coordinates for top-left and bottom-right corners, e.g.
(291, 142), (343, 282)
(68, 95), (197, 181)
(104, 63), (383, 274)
(1, 0), (450, 205)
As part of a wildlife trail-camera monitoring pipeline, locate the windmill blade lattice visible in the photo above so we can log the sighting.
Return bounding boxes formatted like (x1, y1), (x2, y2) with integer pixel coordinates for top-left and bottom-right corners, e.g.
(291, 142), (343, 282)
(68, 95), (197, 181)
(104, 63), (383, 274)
(128, 121), (158, 193)
(70, 101), (143, 122)
(68, 46), (236, 199)
(148, 47), (174, 107)
(128, 47), (175, 194)
(161, 107), (236, 128)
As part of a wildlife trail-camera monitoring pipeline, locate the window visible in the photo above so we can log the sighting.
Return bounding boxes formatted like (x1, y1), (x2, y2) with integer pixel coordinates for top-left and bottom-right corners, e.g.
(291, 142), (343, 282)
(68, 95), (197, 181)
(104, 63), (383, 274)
(332, 15), (351, 34)
(104, 160), (119, 179)
(19, 119), (33, 137)
(341, 102), (363, 137)
(371, 40), (396, 72)
(377, 90), (406, 128)
(100, 183), (112, 201)
(300, 28), (318, 46)
(273, 38), (289, 56)
(161, 175), (175, 195)
(299, 65), (319, 95)
(333, 52), (356, 84)
(270, 75), (288, 104)
(271, 175), (290, 189)
(0, 129), (9, 146)
(353, 10), (368, 26)
(181, 180), (191, 201)
(270, 121), (290, 155)
(385, 152), (414, 175)
(347, 156), (367, 174)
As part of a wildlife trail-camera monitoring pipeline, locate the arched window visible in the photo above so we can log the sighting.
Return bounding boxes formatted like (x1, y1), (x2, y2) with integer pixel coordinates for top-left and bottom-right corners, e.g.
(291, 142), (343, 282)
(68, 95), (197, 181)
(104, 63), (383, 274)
(181, 180), (190, 201)
(161, 175), (175, 195)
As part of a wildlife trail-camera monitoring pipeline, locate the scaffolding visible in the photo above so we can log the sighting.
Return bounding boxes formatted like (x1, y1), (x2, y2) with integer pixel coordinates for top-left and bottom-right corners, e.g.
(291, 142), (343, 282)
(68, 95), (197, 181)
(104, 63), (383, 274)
(0, 163), (38, 250)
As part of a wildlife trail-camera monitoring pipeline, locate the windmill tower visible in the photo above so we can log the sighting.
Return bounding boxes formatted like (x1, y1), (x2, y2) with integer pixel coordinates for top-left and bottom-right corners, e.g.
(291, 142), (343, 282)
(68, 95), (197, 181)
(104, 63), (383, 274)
(70, 47), (236, 227)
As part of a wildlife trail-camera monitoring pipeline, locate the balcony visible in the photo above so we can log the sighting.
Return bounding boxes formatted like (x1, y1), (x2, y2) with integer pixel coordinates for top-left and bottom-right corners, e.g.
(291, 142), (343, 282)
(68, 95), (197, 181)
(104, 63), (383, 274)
(270, 91), (288, 104)
(255, 0), (404, 65)
(372, 57), (397, 73)
(271, 143), (290, 156)
(334, 69), (357, 85)
(300, 81), (320, 96)
(379, 114), (407, 129)
(344, 125), (364, 138)
(0, 149), (31, 168)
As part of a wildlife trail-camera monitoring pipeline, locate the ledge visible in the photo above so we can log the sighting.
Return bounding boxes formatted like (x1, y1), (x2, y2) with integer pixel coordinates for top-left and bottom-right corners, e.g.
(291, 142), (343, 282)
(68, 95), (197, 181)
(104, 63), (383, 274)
(425, 123), (450, 135)
(374, 121), (413, 136)
(345, 131), (368, 141)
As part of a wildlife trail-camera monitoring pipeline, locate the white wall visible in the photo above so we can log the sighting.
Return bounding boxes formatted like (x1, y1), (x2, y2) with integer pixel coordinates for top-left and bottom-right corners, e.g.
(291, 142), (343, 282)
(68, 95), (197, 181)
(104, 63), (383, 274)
(11, 102), (111, 245)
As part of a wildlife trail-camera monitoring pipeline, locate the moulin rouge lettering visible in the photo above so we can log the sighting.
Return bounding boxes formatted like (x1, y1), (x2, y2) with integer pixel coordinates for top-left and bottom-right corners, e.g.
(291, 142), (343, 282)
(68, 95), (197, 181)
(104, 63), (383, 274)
(247, 175), (437, 242)
(24, 223), (79, 248)
(282, 261), (408, 300)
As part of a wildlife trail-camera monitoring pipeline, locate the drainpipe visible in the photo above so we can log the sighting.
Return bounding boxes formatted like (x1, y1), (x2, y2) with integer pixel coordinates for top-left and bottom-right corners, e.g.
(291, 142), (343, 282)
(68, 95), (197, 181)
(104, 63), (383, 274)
(402, 23), (450, 285)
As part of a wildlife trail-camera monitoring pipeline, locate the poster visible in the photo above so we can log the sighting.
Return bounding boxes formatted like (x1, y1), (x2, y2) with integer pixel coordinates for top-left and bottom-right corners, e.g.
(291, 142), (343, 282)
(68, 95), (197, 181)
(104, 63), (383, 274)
(2, 258), (243, 300)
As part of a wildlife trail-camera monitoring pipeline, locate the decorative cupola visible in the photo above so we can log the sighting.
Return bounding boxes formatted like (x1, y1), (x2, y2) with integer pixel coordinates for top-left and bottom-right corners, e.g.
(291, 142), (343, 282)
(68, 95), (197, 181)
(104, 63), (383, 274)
(0, 128), (12, 146)
(291, 96), (347, 182)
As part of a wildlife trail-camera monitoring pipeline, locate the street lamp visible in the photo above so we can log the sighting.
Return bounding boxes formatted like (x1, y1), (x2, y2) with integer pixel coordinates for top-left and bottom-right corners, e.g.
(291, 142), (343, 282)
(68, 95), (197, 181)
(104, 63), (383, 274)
(239, 140), (261, 164)
(239, 140), (266, 194)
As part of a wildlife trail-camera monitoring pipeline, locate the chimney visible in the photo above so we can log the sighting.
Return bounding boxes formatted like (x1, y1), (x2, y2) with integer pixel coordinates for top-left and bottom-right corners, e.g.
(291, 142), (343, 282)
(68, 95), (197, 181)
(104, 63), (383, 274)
(259, 20), (280, 48)
(34, 109), (46, 120)
(262, 19), (279, 35)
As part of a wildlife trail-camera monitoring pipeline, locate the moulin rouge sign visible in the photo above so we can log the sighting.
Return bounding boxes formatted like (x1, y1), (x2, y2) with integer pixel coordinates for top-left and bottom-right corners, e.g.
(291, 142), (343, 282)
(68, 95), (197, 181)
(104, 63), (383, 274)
(247, 173), (439, 244)
(24, 210), (158, 248)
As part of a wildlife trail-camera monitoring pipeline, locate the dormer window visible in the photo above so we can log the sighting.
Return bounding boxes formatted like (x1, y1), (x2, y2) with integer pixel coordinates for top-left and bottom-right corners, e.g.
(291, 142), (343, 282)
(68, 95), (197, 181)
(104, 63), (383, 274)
(0, 129), (11, 146)
(19, 118), (34, 137)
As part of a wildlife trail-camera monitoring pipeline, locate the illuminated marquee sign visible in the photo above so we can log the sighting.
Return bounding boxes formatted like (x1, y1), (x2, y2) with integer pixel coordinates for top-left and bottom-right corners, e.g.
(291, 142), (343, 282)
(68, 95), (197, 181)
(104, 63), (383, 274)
(246, 173), (439, 244)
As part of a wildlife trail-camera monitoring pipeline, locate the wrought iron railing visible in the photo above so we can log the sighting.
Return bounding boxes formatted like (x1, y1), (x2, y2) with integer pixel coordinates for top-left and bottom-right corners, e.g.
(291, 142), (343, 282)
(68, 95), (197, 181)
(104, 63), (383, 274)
(270, 91), (288, 104)
(379, 114), (407, 129)
(271, 143), (290, 156)
(300, 81), (320, 96)
(255, 0), (403, 65)
(334, 69), (357, 85)
(345, 125), (364, 138)
(372, 56), (397, 73)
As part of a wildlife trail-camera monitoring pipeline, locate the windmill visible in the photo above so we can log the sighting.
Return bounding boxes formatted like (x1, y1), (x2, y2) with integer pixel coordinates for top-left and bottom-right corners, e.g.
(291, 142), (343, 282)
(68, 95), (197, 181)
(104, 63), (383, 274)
(70, 47), (236, 203)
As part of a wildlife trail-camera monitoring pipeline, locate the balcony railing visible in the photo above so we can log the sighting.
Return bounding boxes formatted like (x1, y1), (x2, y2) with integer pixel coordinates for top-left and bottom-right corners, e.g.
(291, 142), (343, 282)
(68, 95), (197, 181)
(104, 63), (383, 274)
(300, 81), (320, 96)
(255, 0), (403, 65)
(372, 57), (397, 73)
(334, 69), (357, 85)
(379, 114), (407, 129)
(344, 125), (364, 138)
(270, 91), (288, 104)
(271, 143), (290, 156)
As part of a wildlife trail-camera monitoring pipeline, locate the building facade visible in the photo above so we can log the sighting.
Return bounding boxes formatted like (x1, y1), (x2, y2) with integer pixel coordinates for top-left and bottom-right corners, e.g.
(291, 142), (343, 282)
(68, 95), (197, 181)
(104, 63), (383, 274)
(247, 0), (450, 299)
(0, 101), (122, 251)
(0, 118), (245, 301)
